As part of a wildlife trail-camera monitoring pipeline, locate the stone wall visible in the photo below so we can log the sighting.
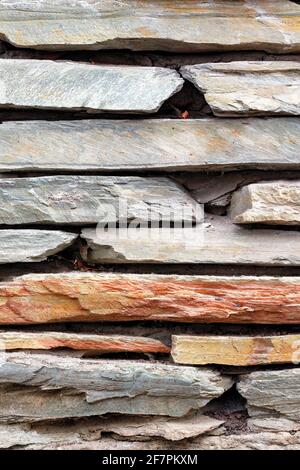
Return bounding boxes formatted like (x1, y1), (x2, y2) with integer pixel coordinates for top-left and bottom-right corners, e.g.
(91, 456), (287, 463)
(0, 0), (299, 450)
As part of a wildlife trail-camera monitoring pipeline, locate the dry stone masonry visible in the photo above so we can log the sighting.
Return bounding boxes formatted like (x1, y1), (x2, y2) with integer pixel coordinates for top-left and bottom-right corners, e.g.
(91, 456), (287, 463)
(0, 0), (299, 450)
(181, 62), (300, 116)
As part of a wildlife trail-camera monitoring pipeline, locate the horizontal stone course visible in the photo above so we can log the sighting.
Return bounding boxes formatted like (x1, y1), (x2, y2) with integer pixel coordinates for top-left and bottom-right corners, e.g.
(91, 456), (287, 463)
(0, 1), (299, 53)
(0, 353), (232, 420)
(0, 230), (77, 264)
(171, 334), (300, 366)
(0, 119), (299, 172)
(229, 181), (300, 225)
(238, 369), (300, 421)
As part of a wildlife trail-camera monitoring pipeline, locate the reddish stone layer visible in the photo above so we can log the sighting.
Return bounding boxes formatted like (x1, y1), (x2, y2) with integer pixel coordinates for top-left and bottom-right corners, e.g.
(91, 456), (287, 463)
(0, 273), (299, 324)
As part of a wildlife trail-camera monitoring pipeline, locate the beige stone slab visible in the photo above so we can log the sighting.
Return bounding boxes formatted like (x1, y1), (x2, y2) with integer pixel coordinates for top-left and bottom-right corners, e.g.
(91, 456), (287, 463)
(181, 62), (300, 116)
(171, 334), (300, 366)
(0, 414), (224, 448)
(81, 215), (300, 265)
(0, 175), (201, 225)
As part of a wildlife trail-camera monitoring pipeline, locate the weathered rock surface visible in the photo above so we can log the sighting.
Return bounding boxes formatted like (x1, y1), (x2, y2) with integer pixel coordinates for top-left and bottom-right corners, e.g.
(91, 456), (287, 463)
(0, 272), (300, 324)
(229, 181), (300, 225)
(191, 432), (300, 451)
(99, 414), (223, 442)
(248, 417), (300, 433)
(0, 119), (300, 172)
(176, 171), (300, 207)
(0, 414), (223, 448)
(0, 1), (299, 53)
(0, 353), (232, 421)
(238, 369), (300, 420)
(171, 334), (300, 366)
(0, 230), (76, 264)
(0, 59), (183, 113)
(81, 215), (300, 265)
(0, 331), (169, 354)
(0, 175), (201, 225)
(181, 62), (300, 116)
(14, 430), (300, 450)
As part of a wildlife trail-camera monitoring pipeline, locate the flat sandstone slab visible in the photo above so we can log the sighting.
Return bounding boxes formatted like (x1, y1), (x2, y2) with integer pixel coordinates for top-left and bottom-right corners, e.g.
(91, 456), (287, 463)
(0, 230), (77, 264)
(181, 62), (300, 116)
(0, 119), (300, 172)
(171, 334), (300, 366)
(0, 175), (201, 225)
(229, 181), (300, 225)
(0, 272), (300, 324)
(81, 216), (300, 265)
(238, 369), (300, 421)
(0, 60), (183, 113)
(0, 353), (232, 420)
(0, 331), (169, 354)
(0, 1), (299, 52)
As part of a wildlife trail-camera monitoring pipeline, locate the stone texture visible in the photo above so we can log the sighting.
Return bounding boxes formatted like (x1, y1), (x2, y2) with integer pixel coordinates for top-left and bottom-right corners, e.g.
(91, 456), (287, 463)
(0, 59), (183, 113)
(0, 414), (223, 448)
(0, 1), (299, 53)
(191, 432), (300, 451)
(0, 175), (201, 225)
(229, 181), (300, 225)
(0, 118), (300, 172)
(0, 353), (232, 421)
(0, 230), (76, 264)
(171, 334), (300, 366)
(12, 430), (300, 450)
(181, 62), (300, 116)
(238, 369), (300, 420)
(176, 171), (300, 207)
(0, 272), (300, 324)
(248, 417), (300, 433)
(98, 414), (223, 442)
(0, 331), (169, 354)
(81, 215), (300, 265)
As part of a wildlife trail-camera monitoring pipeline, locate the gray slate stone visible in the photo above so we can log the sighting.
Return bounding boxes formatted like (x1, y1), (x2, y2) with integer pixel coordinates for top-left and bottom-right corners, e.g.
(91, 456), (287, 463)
(81, 215), (300, 265)
(0, 119), (299, 172)
(0, 59), (183, 113)
(238, 369), (300, 421)
(0, 1), (299, 53)
(181, 62), (300, 116)
(0, 175), (201, 225)
(229, 181), (300, 225)
(0, 230), (77, 264)
(0, 353), (233, 421)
